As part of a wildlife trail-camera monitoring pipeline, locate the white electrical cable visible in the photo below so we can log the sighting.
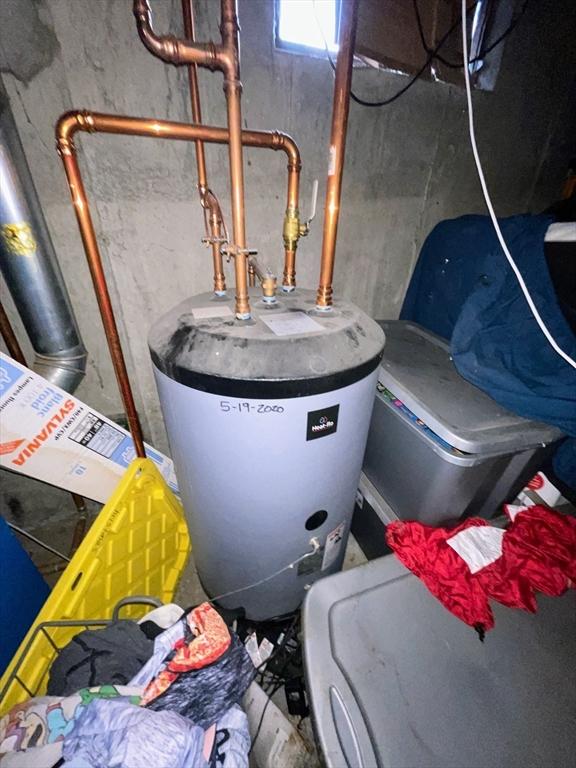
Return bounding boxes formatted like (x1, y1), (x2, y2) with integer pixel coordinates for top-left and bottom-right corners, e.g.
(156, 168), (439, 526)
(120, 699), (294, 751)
(461, 0), (576, 370)
(205, 539), (320, 606)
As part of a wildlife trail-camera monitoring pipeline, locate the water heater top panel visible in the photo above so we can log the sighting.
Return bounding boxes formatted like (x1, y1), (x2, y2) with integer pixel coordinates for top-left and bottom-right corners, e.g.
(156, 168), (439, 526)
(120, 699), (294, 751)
(149, 288), (384, 397)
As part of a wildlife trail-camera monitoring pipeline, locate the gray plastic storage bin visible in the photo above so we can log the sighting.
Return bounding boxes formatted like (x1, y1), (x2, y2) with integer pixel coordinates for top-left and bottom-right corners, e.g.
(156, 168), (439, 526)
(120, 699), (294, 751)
(303, 556), (576, 768)
(362, 321), (561, 525)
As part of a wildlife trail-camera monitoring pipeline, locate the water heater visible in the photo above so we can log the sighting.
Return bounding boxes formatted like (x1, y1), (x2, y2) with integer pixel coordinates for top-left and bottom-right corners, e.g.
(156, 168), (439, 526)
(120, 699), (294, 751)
(150, 288), (384, 619)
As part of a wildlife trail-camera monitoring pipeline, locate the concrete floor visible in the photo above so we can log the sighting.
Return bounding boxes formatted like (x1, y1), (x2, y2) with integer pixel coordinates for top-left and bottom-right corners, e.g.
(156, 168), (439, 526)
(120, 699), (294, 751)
(1, 470), (101, 586)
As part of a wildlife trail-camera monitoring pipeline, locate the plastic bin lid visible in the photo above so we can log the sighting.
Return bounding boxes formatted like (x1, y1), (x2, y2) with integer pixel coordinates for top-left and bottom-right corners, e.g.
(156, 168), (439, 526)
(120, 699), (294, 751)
(377, 321), (561, 454)
(303, 556), (576, 768)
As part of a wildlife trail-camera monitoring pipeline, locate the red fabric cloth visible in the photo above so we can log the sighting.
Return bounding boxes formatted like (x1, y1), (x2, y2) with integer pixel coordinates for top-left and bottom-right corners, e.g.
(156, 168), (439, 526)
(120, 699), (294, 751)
(386, 505), (576, 633)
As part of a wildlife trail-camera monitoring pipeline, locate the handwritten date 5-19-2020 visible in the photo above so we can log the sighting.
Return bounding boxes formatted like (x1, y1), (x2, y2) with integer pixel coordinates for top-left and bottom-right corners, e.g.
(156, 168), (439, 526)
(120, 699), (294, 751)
(219, 401), (284, 415)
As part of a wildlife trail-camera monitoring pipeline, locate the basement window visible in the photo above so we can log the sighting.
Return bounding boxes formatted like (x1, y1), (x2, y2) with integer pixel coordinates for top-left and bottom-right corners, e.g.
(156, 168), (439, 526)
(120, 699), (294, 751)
(275, 0), (340, 55)
(276, 0), (511, 91)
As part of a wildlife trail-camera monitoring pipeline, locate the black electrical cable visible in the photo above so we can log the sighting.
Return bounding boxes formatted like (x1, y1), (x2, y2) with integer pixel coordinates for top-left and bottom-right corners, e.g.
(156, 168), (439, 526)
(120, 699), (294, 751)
(322, 0), (530, 107)
(249, 615), (302, 755)
(325, 10), (465, 107)
(413, 0), (531, 70)
(253, 612), (299, 685)
(248, 679), (285, 756)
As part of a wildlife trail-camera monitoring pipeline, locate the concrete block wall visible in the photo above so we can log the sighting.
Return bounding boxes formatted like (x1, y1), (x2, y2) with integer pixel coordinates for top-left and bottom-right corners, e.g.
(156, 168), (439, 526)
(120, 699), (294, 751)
(1, 0), (575, 452)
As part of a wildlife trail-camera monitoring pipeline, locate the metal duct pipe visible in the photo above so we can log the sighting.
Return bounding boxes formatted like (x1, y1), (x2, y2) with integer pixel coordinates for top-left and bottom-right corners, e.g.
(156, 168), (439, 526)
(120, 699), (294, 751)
(0, 92), (87, 392)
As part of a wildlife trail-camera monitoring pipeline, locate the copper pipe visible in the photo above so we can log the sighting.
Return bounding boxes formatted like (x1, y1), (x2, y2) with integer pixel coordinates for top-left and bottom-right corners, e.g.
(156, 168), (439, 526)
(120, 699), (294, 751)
(182, 0), (227, 294)
(55, 111), (301, 456)
(283, 249), (296, 289)
(316, 0), (359, 310)
(134, 0), (218, 69)
(58, 112), (300, 286)
(0, 300), (26, 363)
(181, 0), (207, 192)
(134, 0), (249, 318)
(56, 129), (146, 458)
(220, 31), (249, 316)
(206, 191), (226, 294)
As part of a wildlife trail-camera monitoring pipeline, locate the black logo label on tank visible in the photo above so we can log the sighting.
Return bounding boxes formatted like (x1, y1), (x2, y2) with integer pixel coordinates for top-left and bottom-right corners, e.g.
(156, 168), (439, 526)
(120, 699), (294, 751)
(307, 404), (339, 441)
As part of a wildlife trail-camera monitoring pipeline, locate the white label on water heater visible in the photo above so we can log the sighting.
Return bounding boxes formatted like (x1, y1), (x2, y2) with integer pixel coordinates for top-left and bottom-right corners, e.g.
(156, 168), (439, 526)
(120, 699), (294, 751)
(260, 311), (323, 337)
(191, 305), (234, 320)
(322, 521), (346, 570)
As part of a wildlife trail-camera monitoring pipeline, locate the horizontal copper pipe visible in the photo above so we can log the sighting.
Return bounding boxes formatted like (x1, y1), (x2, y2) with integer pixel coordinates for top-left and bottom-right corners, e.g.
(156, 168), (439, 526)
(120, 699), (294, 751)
(58, 111), (301, 284)
(316, 0), (359, 309)
(57, 112), (300, 180)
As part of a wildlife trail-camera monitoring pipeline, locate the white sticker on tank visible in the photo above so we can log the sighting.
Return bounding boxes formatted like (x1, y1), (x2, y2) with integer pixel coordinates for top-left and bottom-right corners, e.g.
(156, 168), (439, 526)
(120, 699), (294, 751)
(191, 305), (233, 320)
(260, 311), (323, 337)
(322, 521), (346, 570)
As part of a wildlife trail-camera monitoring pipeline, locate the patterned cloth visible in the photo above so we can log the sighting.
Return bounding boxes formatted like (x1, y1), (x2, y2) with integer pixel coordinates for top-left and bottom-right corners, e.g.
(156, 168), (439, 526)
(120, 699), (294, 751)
(0, 685), (142, 765)
(130, 605), (254, 729)
(212, 705), (250, 768)
(62, 698), (207, 768)
(140, 603), (231, 706)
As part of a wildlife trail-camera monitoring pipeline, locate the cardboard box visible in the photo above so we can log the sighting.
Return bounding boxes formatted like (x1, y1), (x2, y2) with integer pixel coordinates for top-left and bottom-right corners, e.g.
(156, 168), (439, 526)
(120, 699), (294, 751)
(0, 352), (178, 503)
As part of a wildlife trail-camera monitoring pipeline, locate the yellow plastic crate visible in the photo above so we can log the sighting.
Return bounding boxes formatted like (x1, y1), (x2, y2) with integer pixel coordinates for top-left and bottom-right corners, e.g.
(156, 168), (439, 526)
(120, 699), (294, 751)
(0, 458), (190, 713)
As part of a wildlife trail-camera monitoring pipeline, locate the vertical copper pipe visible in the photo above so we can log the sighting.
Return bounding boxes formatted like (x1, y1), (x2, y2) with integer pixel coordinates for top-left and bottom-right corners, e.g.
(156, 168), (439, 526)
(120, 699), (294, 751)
(207, 194), (226, 294)
(182, 0), (227, 294)
(181, 0), (208, 191)
(0, 300), (26, 363)
(316, 0), (359, 309)
(56, 134), (146, 458)
(219, 0), (249, 316)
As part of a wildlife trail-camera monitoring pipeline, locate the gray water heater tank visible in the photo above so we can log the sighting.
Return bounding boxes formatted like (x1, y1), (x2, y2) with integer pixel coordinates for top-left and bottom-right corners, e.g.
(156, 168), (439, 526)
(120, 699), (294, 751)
(149, 287), (384, 620)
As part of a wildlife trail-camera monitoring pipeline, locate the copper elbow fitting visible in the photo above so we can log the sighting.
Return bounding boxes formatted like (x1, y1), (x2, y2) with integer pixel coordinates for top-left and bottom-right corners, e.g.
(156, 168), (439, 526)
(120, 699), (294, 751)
(55, 111), (94, 155)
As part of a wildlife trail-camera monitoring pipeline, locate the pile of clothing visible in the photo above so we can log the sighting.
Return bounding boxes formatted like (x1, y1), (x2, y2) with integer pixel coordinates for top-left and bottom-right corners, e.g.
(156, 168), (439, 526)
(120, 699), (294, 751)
(0, 602), (255, 767)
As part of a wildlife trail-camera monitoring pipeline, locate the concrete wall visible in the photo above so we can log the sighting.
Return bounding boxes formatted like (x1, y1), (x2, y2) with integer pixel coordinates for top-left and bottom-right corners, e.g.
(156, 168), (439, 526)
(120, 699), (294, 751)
(1, 0), (575, 452)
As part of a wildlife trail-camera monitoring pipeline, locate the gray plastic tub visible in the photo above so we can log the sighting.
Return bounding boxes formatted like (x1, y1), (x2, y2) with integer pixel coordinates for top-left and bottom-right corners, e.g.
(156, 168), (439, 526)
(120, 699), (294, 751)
(303, 556), (576, 768)
(362, 322), (561, 525)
